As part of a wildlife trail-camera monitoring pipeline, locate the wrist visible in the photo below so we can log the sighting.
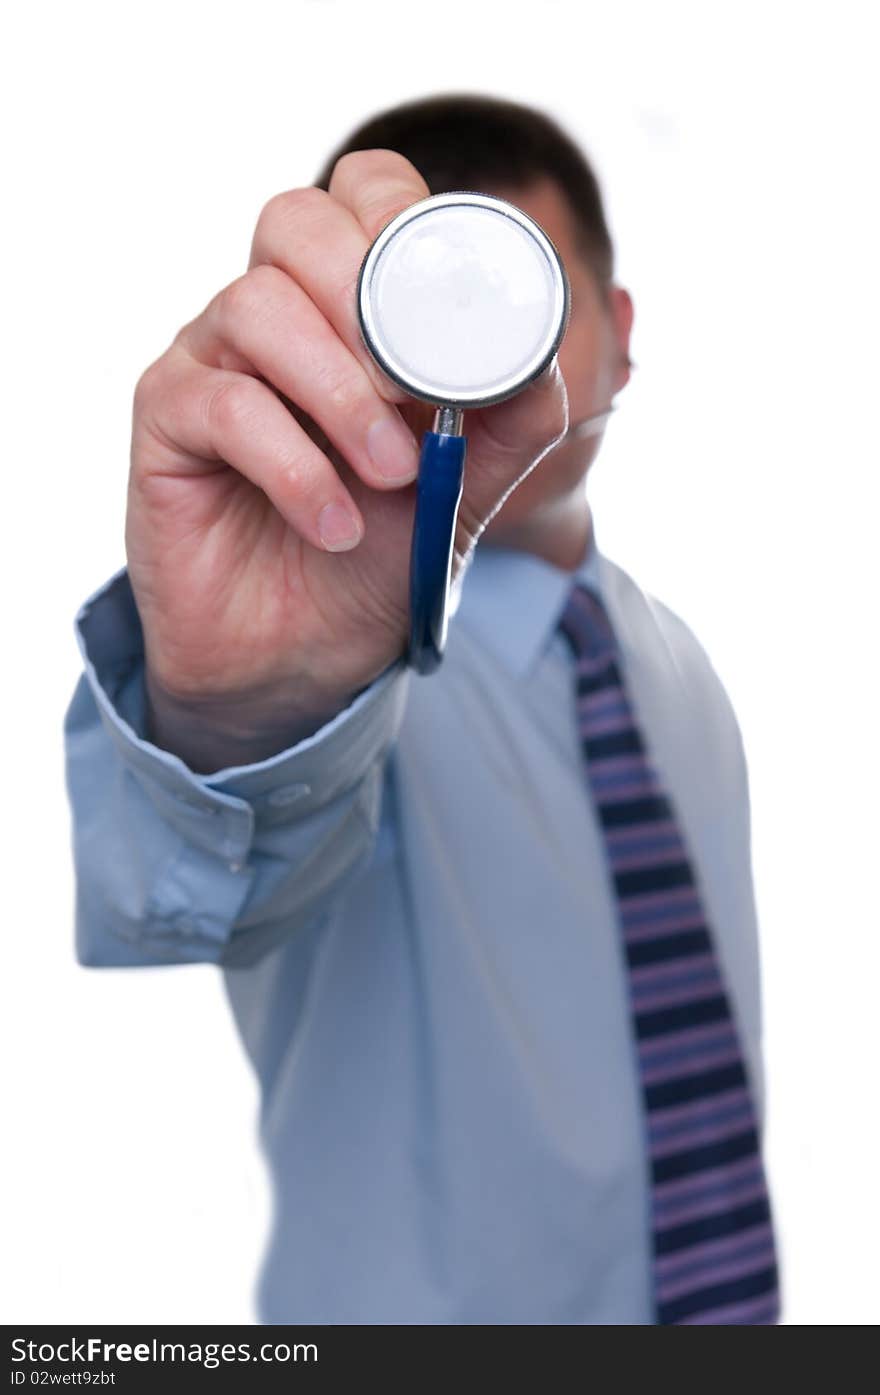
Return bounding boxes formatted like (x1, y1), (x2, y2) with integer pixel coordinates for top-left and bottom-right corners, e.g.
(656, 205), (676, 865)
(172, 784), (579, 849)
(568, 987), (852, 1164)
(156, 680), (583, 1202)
(144, 665), (357, 773)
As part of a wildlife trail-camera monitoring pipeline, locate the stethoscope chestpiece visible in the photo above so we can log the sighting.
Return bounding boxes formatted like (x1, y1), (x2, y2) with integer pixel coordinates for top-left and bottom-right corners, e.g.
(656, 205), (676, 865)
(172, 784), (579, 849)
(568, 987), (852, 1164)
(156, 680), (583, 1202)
(357, 191), (569, 673)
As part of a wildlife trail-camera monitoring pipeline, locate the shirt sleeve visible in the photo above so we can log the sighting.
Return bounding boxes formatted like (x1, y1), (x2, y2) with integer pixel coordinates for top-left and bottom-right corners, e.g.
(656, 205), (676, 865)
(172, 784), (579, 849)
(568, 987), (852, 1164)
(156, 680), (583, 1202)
(63, 567), (410, 969)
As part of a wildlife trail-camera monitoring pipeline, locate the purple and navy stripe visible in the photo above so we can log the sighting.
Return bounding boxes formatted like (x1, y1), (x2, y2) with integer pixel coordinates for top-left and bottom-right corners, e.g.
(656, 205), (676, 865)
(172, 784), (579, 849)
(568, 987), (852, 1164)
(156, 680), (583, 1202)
(558, 583), (780, 1325)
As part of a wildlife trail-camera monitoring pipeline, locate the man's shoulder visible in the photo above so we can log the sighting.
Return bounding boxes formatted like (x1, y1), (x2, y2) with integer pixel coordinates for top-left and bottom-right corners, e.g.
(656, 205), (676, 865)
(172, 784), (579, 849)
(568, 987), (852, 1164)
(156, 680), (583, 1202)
(599, 553), (744, 743)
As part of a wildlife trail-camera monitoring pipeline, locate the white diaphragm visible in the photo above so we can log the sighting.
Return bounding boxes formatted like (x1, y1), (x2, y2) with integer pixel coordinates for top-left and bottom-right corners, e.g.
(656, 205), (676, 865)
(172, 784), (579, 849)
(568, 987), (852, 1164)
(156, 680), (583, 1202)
(357, 192), (569, 408)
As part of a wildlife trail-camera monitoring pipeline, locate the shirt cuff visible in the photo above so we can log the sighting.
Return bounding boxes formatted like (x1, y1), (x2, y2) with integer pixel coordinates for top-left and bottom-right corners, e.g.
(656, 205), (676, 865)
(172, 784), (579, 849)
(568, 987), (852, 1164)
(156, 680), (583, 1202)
(74, 566), (411, 840)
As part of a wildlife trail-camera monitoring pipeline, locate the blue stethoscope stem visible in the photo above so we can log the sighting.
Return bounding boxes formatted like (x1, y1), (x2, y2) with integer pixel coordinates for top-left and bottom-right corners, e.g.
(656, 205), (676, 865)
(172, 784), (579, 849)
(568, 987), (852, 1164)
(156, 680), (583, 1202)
(407, 415), (467, 674)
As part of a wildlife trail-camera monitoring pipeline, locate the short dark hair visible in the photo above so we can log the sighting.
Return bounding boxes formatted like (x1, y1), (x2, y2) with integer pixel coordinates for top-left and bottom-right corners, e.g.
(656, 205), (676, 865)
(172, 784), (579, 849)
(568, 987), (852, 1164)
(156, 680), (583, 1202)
(313, 92), (615, 285)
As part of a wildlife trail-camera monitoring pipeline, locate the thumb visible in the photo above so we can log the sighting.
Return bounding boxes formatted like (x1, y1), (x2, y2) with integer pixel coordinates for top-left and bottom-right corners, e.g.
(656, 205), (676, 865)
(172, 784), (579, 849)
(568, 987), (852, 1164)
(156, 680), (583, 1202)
(454, 358), (569, 546)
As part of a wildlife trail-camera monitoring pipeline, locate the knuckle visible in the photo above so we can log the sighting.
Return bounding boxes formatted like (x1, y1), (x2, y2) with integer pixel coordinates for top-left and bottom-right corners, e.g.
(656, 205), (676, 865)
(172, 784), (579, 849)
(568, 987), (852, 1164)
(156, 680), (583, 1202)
(133, 348), (189, 429)
(133, 358), (163, 415)
(205, 376), (259, 437)
(254, 189), (291, 238)
(331, 149), (373, 183)
(215, 265), (279, 332)
(216, 272), (256, 330)
(323, 371), (365, 420)
(276, 444), (326, 502)
(285, 184), (333, 223)
(248, 260), (283, 293)
(312, 357), (369, 421)
(257, 185), (332, 240)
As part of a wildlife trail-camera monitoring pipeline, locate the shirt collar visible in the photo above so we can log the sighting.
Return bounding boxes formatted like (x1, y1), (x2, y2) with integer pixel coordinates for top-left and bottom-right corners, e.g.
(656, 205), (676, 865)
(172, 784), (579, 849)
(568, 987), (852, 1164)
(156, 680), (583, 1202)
(453, 511), (604, 679)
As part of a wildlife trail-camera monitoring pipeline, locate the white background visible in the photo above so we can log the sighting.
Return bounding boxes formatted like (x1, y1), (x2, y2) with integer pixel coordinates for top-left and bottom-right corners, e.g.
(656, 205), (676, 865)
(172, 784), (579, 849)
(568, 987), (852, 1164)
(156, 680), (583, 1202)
(3, 0), (878, 1325)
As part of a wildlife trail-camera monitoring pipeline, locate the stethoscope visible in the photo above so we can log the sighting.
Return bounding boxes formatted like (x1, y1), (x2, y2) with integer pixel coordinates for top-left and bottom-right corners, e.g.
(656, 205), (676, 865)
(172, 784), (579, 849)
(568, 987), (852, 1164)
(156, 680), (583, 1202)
(357, 192), (570, 673)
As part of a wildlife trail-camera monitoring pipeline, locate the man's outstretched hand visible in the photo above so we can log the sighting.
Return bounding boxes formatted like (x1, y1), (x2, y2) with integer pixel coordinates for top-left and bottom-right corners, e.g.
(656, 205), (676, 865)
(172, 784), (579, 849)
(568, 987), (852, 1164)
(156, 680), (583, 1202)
(127, 150), (568, 770)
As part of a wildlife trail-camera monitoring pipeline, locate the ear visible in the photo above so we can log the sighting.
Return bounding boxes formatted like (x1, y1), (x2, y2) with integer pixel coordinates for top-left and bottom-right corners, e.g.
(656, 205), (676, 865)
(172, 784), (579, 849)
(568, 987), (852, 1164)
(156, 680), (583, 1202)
(607, 286), (634, 393)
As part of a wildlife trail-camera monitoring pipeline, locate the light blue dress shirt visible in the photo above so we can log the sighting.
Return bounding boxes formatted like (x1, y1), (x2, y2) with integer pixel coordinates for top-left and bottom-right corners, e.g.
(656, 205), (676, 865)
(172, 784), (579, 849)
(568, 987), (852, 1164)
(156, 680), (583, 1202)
(63, 518), (767, 1324)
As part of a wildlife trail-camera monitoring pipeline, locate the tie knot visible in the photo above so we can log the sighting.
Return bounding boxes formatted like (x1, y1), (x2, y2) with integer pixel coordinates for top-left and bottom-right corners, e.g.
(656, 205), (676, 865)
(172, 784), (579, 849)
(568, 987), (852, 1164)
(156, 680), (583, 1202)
(557, 582), (617, 662)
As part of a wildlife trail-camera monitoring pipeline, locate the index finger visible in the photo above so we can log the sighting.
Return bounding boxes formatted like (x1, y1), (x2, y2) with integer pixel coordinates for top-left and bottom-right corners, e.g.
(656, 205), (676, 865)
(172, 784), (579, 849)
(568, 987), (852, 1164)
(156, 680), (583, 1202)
(247, 150), (430, 404)
(327, 147), (431, 243)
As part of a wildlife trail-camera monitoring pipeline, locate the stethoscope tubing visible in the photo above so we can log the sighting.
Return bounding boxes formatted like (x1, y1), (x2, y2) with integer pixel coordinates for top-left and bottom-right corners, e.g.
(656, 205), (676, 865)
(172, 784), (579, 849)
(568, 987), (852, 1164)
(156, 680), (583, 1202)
(407, 429), (467, 673)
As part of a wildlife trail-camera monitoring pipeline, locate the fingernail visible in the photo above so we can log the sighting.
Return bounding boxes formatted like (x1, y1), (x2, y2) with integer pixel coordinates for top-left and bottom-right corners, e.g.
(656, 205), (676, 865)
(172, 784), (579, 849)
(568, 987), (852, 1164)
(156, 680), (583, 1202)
(318, 501), (363, 552)
(367, 416), (419, 483)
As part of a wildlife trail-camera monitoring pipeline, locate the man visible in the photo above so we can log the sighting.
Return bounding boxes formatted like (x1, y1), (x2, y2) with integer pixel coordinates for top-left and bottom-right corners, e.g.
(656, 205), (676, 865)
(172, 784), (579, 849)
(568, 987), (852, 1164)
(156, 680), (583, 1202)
(64, 94), (780, 1324)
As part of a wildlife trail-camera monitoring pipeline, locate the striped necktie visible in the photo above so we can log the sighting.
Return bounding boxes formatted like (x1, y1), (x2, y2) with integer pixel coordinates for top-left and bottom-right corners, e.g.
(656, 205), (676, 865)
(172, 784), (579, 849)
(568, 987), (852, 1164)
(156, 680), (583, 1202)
(558, 581), (780, 1325)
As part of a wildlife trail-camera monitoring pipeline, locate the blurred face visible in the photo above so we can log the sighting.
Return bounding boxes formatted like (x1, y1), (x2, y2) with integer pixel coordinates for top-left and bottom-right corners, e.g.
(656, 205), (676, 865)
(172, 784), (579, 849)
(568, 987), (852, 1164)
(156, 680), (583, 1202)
(478, 177), (634, 546)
